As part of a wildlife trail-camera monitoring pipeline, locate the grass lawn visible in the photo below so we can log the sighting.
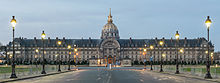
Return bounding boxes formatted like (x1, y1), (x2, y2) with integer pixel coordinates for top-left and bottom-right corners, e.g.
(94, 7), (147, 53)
(182, 67), (220, 74)
(0, 66), (41, 74)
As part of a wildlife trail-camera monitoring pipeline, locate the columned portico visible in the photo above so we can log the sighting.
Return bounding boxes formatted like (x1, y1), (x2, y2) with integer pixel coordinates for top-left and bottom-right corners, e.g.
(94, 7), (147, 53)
(100, 39), (120, 65)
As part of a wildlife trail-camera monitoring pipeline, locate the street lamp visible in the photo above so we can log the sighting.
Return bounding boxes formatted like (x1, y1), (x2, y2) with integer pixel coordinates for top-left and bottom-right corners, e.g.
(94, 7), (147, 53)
(204, 16), (212, 79)
(150, 45), (154, 70)
(143, 47), (147, 70)
(41, 31), (46, 74)
(159, 41), (164, 72)
(55, 54), (58, 70)
(74, 45), (78, 69)
(67, 45), (71, 70)
(57, 40), (62, 72)
(179, 48), (184, 67)
(35, 49), (39, 67)
(211, 52), (214, 65)
(175, 31), (180, 74)
(10, 16), (17, 78)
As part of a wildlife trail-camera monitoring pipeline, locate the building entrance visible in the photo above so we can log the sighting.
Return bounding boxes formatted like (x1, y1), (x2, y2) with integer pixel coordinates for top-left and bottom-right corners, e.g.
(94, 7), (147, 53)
(108, 56), (113, 64)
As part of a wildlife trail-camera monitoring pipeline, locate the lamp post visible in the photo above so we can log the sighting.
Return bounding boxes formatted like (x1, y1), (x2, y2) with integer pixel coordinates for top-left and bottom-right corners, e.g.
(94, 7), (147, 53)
(35, 49), (39, 67)
(159, 41), (164, 72)
(179, 48), (184, 67)
(10, 16), (17, 78)
(41, 31), (46, 74)
(150, 45), (154, 70)
(57, 41), (62, 72)
(211, 52), (214, 65)
(55, 55), (58, 69)
(204, 16), (212, 79)
(175, 31), (180, 74)
(143, 47), (147, 70)
(67, 45), (71, 70)
(74, 45), (78, 69)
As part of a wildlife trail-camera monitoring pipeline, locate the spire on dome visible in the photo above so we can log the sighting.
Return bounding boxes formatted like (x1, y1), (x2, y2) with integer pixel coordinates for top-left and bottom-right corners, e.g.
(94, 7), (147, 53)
(108, 8), (113, 23)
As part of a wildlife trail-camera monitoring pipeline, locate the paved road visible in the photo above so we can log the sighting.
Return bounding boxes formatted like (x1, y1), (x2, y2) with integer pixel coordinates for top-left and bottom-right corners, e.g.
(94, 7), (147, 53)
(8, 69), (216, 83)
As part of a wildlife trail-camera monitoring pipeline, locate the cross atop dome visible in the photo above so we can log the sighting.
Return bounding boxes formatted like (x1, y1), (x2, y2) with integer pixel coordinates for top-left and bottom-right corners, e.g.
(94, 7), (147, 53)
(108, 8), (113, 23)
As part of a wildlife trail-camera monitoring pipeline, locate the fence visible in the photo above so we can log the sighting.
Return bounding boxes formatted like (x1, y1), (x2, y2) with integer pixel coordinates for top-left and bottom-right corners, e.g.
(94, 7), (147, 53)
(151, 65), (220, 78)
(0, 65), (75, 80)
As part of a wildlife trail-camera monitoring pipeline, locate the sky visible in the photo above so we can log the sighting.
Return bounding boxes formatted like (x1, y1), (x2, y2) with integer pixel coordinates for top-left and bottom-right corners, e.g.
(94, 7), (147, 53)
(0, 0), (220, 51)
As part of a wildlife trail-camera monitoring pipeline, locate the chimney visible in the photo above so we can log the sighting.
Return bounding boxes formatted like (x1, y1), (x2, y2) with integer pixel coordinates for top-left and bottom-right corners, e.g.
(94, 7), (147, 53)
(89, 37), (91, 43)
(197, 38), (200, 43)
(155, 37), (158, 45)
(162, 37), (165, 47)
(129, 37), (132, 44)
(170, 37), (173, 46)
(34, 37), (37, 44)
(48, 37), (51, 44)
(184, 37), (187, 45)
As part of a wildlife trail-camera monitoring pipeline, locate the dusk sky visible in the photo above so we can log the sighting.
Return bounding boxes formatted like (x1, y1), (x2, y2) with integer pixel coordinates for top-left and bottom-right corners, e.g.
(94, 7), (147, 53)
(0, 0), (219, 51)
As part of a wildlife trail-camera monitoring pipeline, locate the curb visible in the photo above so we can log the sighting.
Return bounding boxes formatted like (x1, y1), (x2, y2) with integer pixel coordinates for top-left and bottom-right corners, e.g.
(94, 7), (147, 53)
(0, 70), (75, 83)
(149, 70), (220, 83)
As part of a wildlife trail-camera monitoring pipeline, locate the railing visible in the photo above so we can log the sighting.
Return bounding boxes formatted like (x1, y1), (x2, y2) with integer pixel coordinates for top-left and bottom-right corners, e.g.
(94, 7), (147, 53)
(151, 65), (220, 78)
(0, 65), (75, 80)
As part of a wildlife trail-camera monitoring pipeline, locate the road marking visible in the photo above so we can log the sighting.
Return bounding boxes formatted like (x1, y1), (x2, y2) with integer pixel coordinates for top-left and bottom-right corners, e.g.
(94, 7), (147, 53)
(96, 77), (101, 81)
(140, 79), (144, 82)
(106, 71), (111, 83)
(66, 79), (75, 82)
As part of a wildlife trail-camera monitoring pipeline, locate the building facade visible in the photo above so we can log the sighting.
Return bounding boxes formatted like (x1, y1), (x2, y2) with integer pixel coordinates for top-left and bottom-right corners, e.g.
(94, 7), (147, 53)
(6, 10), (214, 65)
(214, 52), (220, 63)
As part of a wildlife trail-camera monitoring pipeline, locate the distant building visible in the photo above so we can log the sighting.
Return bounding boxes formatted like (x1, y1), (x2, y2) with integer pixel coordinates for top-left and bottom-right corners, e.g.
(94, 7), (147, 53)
(6, 10), (214, 66)
(0, 45), (7, 64)
(214, 52), (220, 63)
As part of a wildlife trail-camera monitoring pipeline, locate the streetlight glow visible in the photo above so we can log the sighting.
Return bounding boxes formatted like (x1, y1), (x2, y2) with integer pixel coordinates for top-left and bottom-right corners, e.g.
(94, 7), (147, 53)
(205, 50), (208, 54)
(175, 31), (180, 39)
(205, 16), (212, 28)
(150, 45), (154, 50)
(41, 31), (46, 39)
(35, 49), (39, 53)
(179, 48), (184, 53)
(68, 45), (71, 49)
(162, 54), (166, 57)
(159, 41), (164, 46)
(211, 52), (214, 56)
(143, 49), (147, 52)
(74, 48), (78, 52)
(10, 16), (17, 28)
(57, 41), (62, 45)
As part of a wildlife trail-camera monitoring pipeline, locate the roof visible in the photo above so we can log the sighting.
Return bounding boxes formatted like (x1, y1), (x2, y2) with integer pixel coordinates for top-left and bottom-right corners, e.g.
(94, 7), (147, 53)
(7, 37), (213, 48)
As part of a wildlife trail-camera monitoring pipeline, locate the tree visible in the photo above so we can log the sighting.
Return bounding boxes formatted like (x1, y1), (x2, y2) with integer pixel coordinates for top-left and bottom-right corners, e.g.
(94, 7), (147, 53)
(134, 60), (139, 65)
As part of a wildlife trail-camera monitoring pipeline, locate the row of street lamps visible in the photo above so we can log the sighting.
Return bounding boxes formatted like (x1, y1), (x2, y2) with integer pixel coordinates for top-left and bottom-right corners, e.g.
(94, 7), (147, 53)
(9, 16), (78, 78)
(142, 16), (213, 79)
(41, 31), (78, 74)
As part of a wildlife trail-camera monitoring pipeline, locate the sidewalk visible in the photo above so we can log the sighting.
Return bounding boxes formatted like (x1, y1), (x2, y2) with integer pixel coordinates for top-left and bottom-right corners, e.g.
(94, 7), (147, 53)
(149, 69), (220, 83)
(0, 69), (76, 83)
